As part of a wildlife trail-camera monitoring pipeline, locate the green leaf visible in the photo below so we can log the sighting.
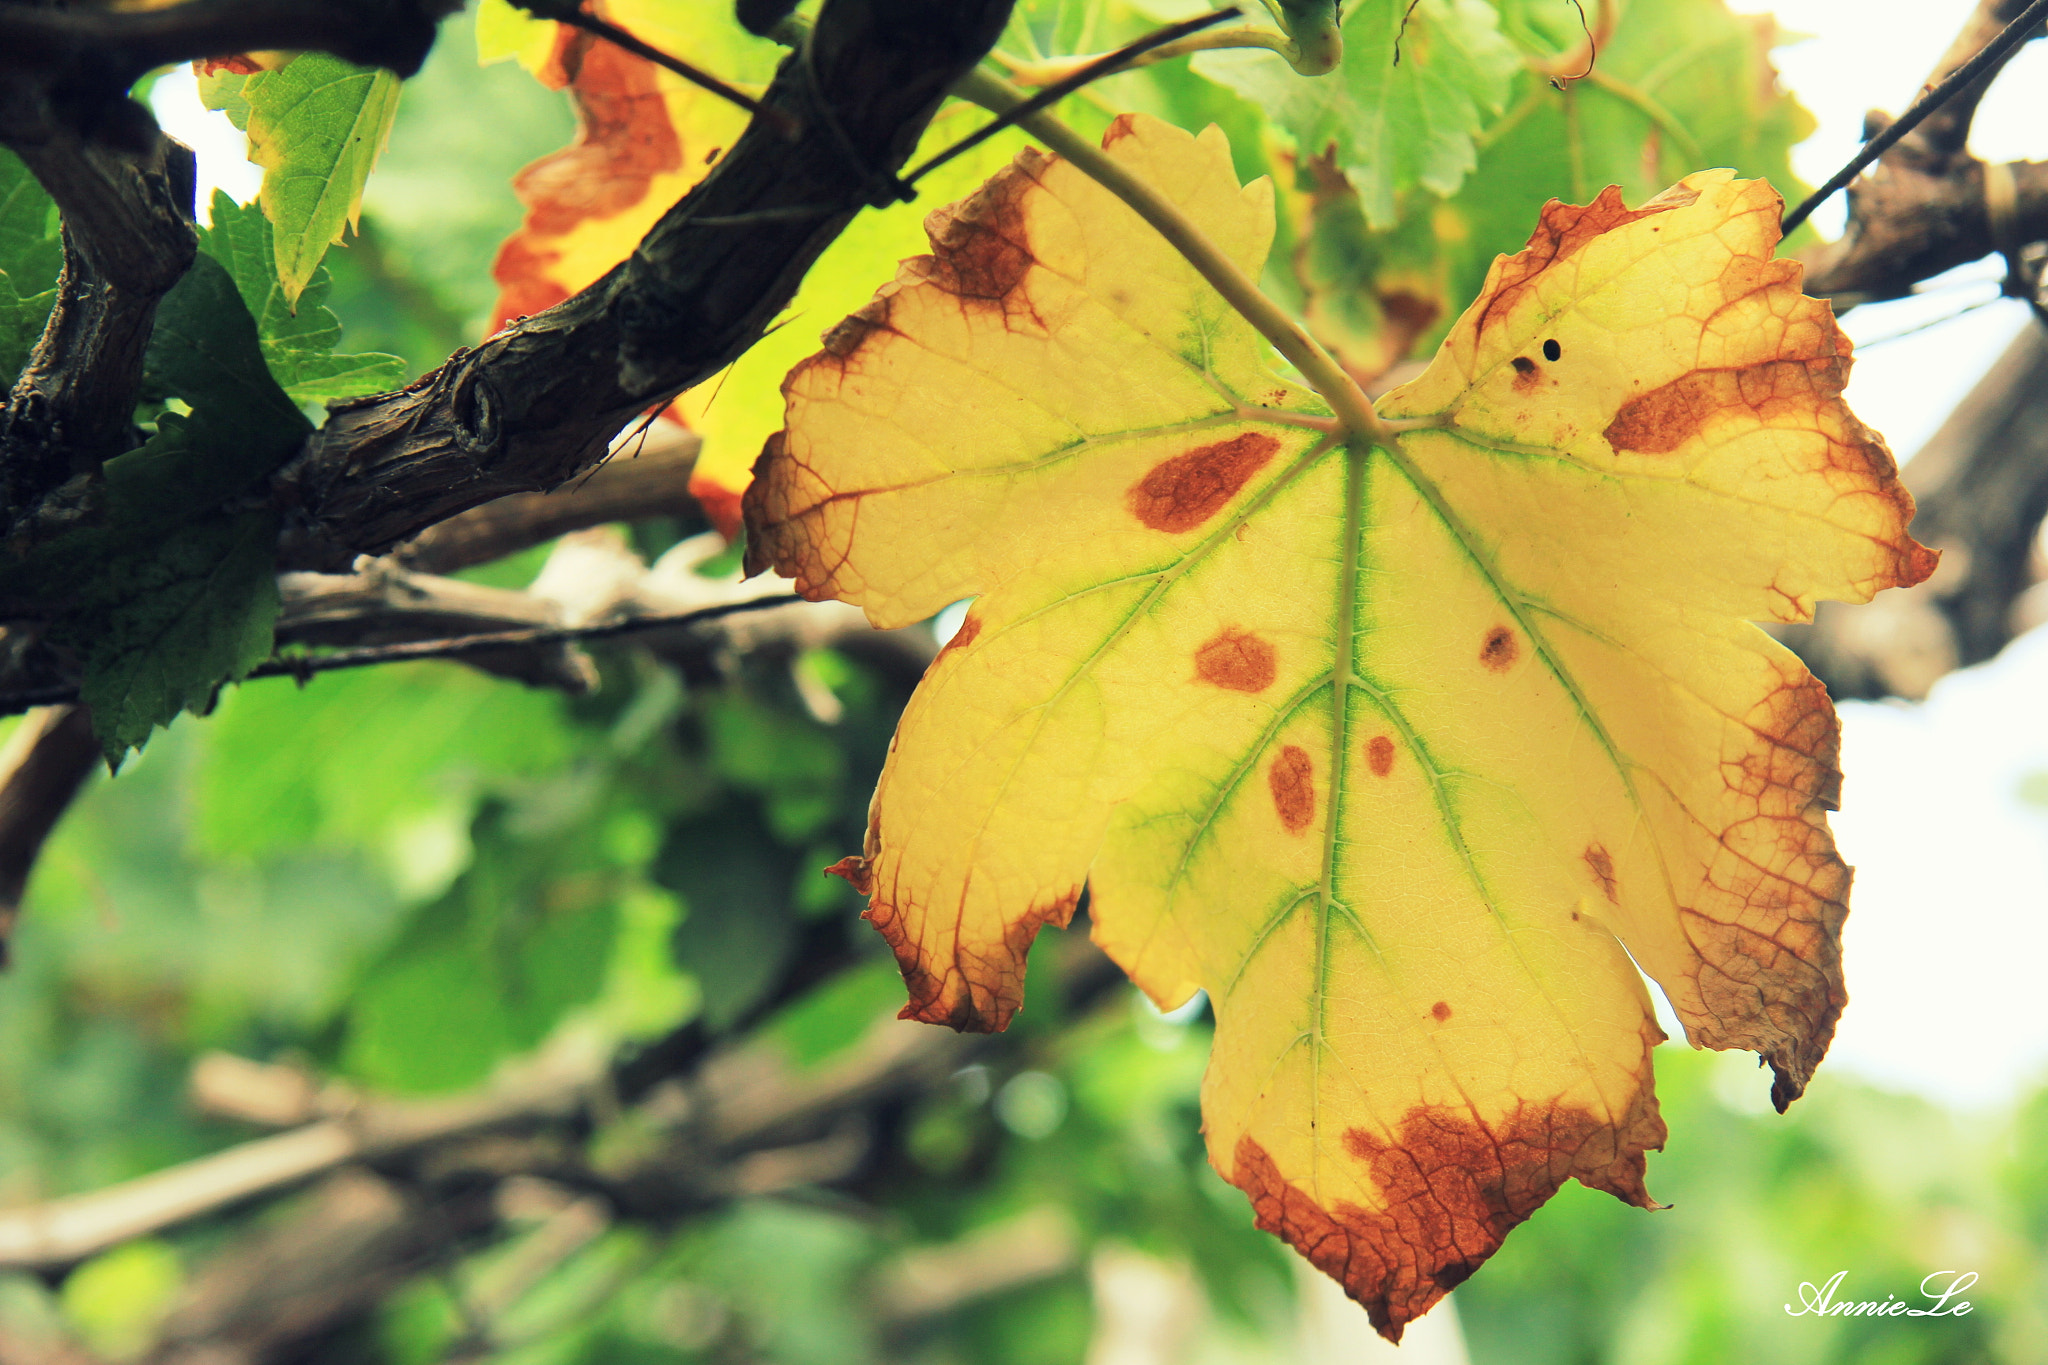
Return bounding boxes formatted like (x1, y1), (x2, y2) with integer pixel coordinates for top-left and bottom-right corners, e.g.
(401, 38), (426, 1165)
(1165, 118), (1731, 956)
(1275, 0), (1815, 382)
(656, 805), (798, 1030)
(199, 191), (406, 400)
(68, 507), (282, 767)
(0, 148), (61, 288)
(201, 54), (404, 305)
(0, 149), (62, 383)
(197, 660), (577, 862)
(1434, 0), (1815, 325)
(0, 272), (57, 384)
(1195, 0), (1520, 227)
(344, 811), (620, 1093)
(143, 252), (312, 462)
(1, 253), (314, 763)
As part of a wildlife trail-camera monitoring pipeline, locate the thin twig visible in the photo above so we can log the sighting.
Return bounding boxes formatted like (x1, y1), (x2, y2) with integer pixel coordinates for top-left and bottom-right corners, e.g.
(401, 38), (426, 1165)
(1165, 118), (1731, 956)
(1393, 0), (1421, 65)
(1780, 0), (2048, 235)
(904, 7), (1240, 186)
(1548, 0), (1595, 90)
(515, 0), (798, 137)
(994, 25), (1298, 86)
(0, 596), (803, 715)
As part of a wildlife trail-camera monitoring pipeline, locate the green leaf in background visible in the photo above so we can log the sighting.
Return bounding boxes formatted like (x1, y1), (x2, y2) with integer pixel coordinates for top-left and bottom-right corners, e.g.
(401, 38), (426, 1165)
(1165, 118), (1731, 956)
(69, 506), (281, 768)
(343, 810), (621, 1093)
(59, 1239), (183, 1360)
(0, 149), (62, 381)
(198, 661), (577, 866)
(199, 191), (407, 400)
(656, 805), (798, 1031)
(1275, 0), (1814, 381)
(1194, 0), (1520, 227)
(0, 272), (56, 385)
(1442, 0), (1815, 304)
(200, 54), (404, 306)
(0, 148), (61, 285)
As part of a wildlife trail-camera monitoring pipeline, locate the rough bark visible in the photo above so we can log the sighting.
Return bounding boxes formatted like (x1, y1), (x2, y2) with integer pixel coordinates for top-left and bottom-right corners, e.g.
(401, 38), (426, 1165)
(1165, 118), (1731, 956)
(1802, 0), (2048, 303)
(0, 128), (195, 532)
(272, 0), (1016, 569)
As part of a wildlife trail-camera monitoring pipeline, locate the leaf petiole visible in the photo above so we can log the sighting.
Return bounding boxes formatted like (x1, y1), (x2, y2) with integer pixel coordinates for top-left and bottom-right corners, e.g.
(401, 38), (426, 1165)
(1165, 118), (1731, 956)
(993, 25), (1308, 86)
(951, 69), (1394, 452)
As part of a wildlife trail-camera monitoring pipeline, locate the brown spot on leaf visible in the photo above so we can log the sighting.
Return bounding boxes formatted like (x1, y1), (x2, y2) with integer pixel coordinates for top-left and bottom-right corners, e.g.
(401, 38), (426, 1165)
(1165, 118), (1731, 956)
(1367, 735), (1395, 777)
(907, 155), (1042, 315)
(1480, 626), (1518, 672)
(1605, 358), (1842, 455)
(1234, 1092), (1664, 1341)
(1100, 113), (1143, 148)
(1195, 629), (1277, 692)
(937, 611), (981, 660)
(1604, 370), (1720, 454)
(1510, 356), (1541, 392)
(1431, 1000), (1452, 1022)
(821, 296), (896, 358)
(1583, 844), (1618, 902)
(1269, 745), (1315, 833)
(197, 54), (264, 77)
(1127, 432), (1281, 533)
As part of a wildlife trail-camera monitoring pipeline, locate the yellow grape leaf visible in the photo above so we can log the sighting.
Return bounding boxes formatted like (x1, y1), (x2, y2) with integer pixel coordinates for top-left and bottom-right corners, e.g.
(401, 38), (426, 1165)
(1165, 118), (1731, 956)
(676, 101), (1032, 536)
(742, 114), (1933, 1337)
(487, 0), (760, 329)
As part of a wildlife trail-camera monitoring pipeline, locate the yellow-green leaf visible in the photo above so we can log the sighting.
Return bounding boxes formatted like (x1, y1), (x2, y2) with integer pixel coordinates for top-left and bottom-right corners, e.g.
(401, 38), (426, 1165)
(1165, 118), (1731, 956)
(744, 115), (1934, 1337)
(201, 53), (403, 306)
(677, 100), (1033, 534)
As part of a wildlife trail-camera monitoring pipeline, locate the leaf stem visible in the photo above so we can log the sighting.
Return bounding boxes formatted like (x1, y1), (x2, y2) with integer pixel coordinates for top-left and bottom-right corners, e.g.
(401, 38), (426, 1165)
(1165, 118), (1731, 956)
(951, 69), (1393, 450)
(992, 25), (1301, 86)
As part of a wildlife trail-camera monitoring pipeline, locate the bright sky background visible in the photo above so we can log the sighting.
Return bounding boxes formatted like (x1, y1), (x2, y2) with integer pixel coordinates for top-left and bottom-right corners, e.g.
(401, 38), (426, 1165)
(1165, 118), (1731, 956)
(149, 4), (2048, 1109)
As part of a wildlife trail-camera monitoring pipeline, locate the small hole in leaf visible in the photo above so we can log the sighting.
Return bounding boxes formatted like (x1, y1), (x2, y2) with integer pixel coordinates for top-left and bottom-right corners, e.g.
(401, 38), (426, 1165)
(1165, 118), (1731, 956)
(1542, 338), (1562, 362)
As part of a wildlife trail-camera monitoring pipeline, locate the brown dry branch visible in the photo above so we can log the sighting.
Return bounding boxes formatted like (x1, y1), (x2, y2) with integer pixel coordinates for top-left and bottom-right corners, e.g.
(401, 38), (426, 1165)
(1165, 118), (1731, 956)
(270, 0), (1017, 569)
(1781, 0), (2048, 699)
(395, 423), (703, 575)
(0, 703), (98, 959)
(0, 0), (461, 89)
(1777, 322), (2048, 699)
(1802, 0), (2048, 303)
(0, 937), (1118, 1362)
(0, 127), (195, 531)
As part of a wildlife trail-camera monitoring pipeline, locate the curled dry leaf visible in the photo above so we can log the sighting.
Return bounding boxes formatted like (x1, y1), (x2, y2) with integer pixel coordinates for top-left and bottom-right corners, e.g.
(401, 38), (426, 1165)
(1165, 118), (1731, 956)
(743, 114), (1934, 1338)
